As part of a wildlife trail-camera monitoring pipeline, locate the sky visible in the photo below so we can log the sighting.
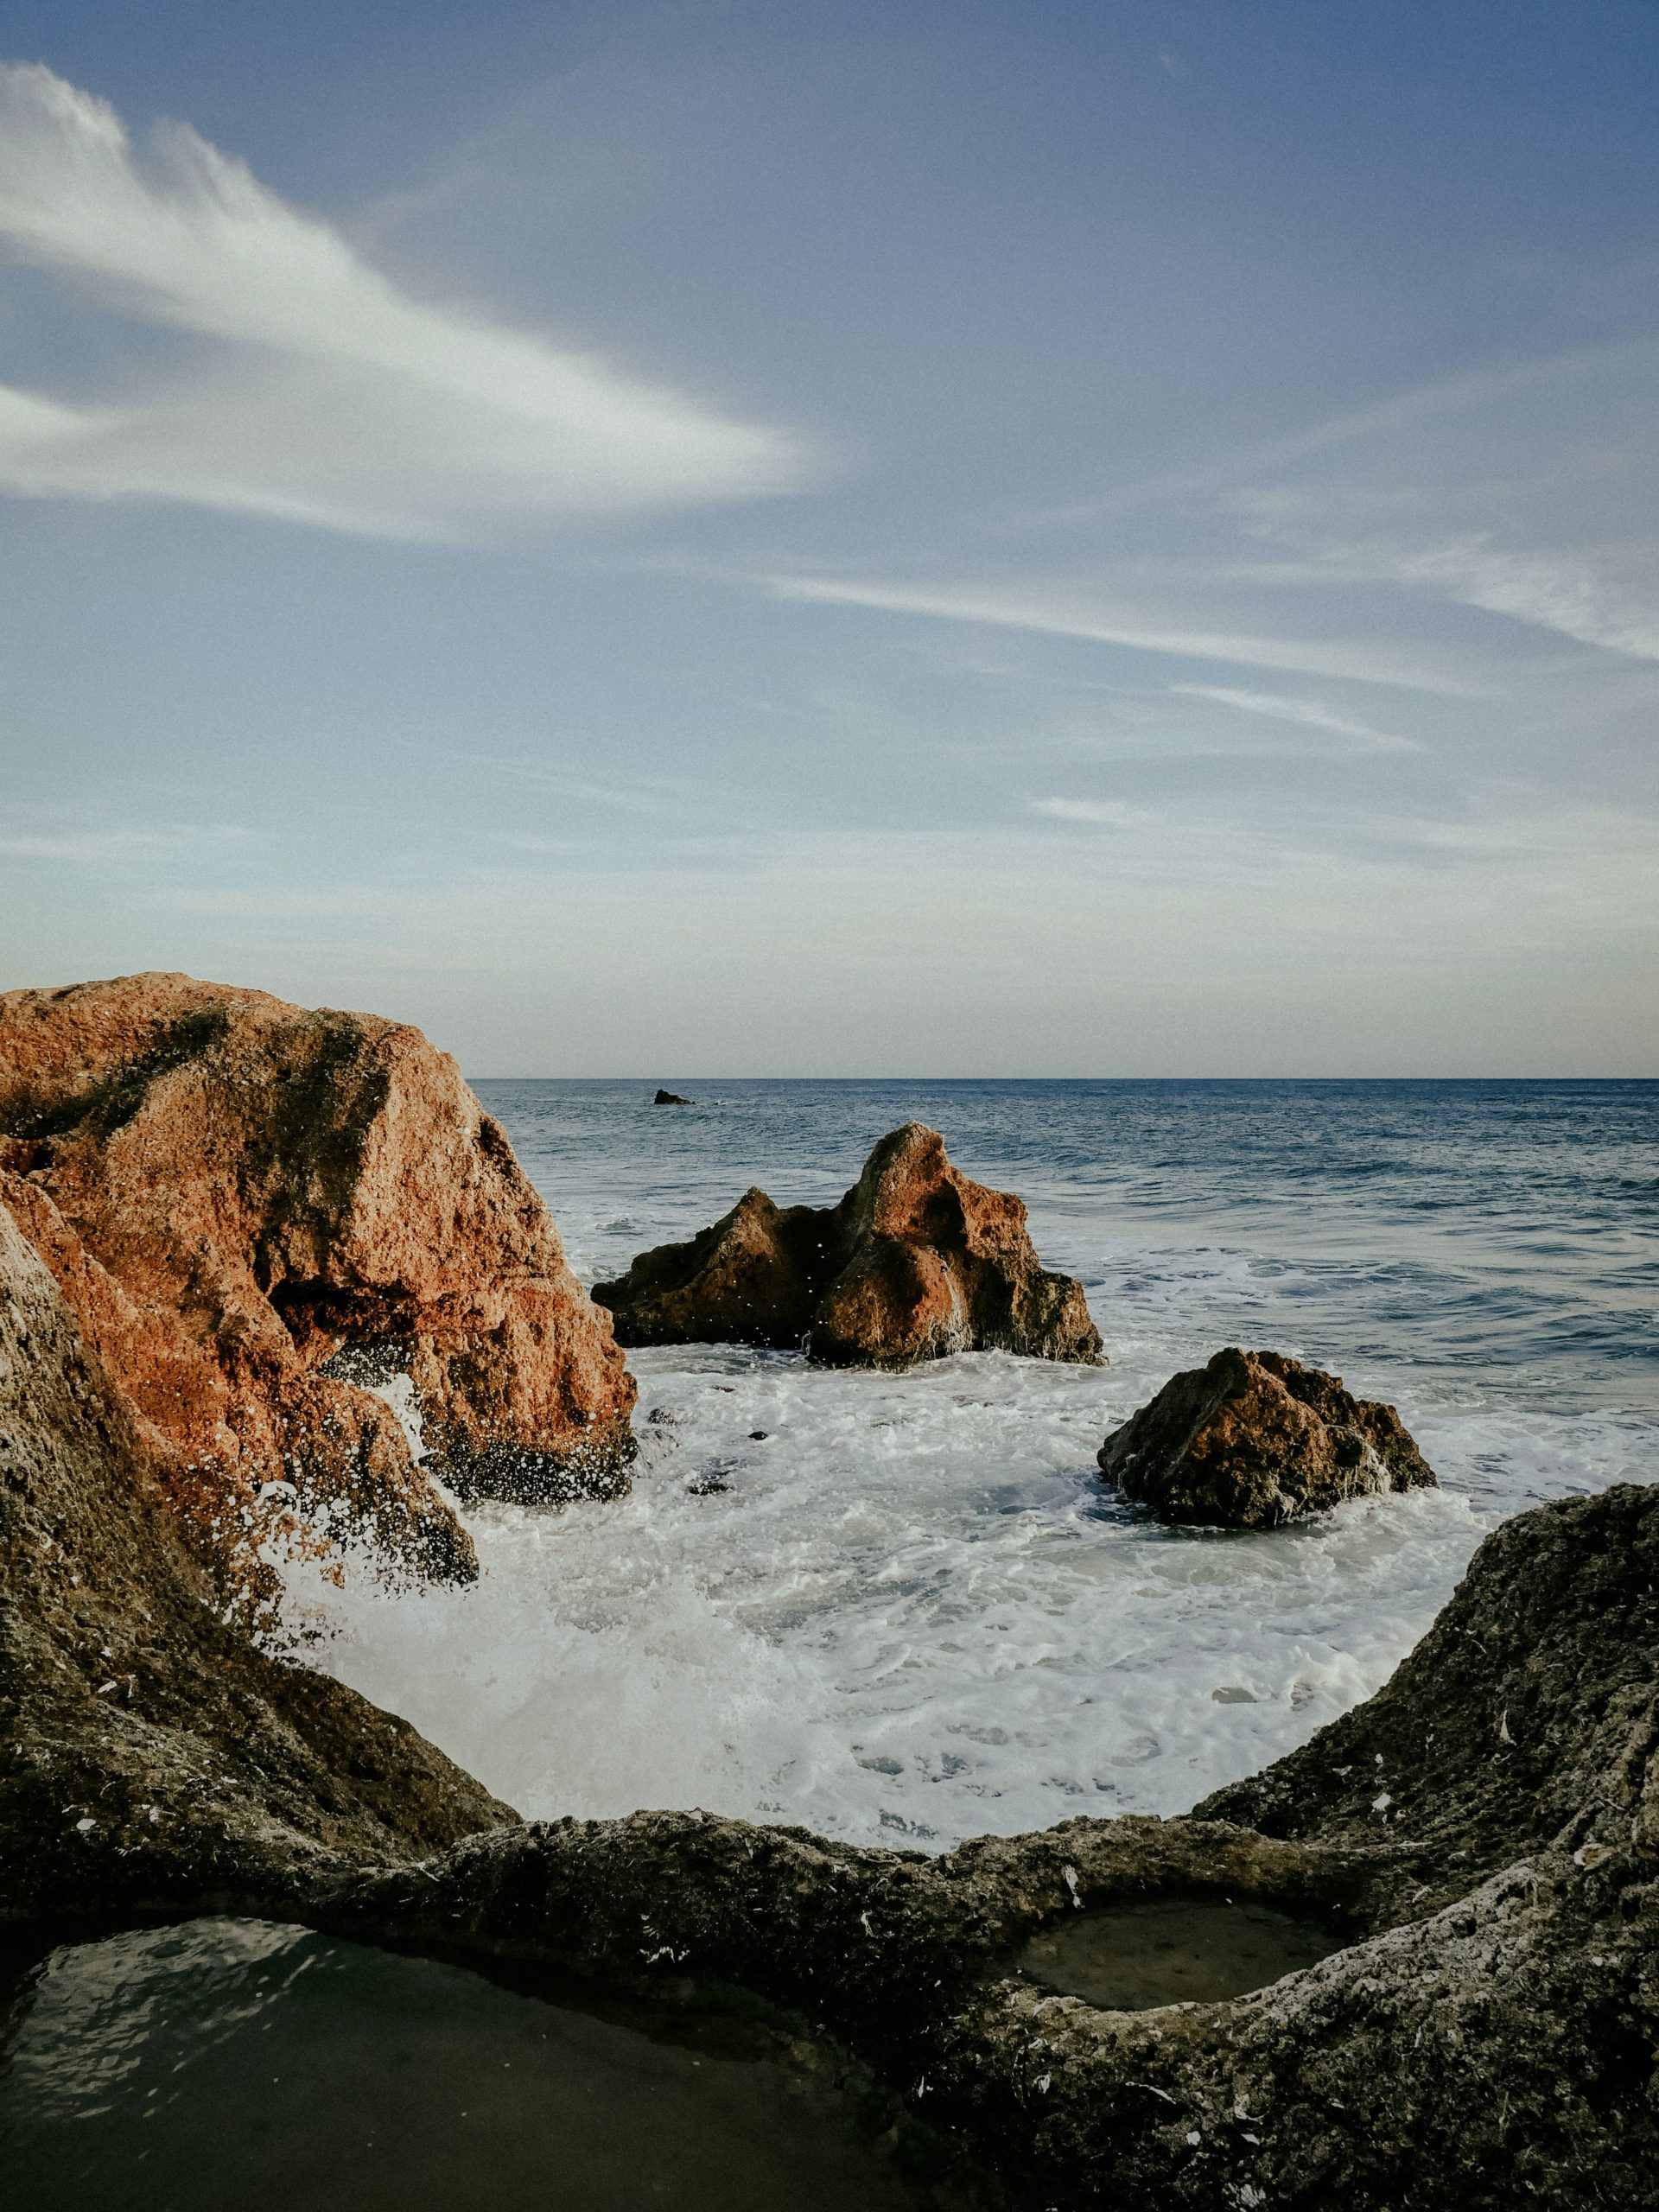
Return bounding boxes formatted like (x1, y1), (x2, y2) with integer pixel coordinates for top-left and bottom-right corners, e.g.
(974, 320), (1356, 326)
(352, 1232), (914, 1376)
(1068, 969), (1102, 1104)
(1, 0), (1656, 1076)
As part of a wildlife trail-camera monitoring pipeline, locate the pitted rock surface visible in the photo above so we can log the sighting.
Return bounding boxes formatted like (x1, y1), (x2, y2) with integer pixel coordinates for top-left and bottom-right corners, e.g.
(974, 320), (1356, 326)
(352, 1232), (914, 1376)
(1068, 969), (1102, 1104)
(1099, 1346), (1435, 1527)
(594, 1122), (1103, 1369)
(0, 972), (636, 1610)
(3, 1171), (1653, 2208)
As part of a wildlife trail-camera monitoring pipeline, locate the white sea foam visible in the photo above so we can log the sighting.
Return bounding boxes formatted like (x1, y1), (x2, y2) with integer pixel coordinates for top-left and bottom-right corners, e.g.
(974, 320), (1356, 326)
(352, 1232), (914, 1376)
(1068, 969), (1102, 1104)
(281, 1080), (1657, 1848)
(283, 1337), (1648, 1849)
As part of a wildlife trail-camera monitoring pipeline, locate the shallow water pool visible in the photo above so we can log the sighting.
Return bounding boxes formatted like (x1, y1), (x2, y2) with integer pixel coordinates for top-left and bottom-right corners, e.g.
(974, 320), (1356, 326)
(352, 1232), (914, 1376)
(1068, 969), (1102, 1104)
(0, 1918), (942, 2212)
(1012, 1894), (1344, 2012)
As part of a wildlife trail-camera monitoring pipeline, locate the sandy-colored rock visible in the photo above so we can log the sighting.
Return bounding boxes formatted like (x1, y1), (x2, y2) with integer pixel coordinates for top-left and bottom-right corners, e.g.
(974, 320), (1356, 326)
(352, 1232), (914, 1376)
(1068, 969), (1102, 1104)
(594, 1122), (1103, 1368)
(0, 973), (636, 1610)
(1099, 1345), (1435, 1526)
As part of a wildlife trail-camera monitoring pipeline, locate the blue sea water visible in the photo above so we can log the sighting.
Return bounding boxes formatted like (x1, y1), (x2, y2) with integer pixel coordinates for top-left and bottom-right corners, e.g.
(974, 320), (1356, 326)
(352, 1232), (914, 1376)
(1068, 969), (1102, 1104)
(291, 1080), (1658, 1848)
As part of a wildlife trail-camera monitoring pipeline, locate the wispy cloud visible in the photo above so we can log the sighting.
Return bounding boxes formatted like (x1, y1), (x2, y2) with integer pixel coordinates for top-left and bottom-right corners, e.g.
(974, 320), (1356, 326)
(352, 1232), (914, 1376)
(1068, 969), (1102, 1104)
(0, 63), (807, 537)
(1382, 542), (1659, 662)
(1170, 684), (1419, 753)
(1028, 797), (1147, 827)
(753, 571), (1489, 695)
(0, 821), (238, 865)
(1014, 335), (1659, 533)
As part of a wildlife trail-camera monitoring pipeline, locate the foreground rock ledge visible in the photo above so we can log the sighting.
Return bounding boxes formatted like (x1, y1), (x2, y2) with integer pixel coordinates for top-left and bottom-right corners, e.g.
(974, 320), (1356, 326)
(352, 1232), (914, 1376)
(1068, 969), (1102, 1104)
(1100, 1347), (1437, 1527)
(0, 972), (637, 1608)
(594, 1122), (1103, 1369)
(3, 1222), (1654, 2209)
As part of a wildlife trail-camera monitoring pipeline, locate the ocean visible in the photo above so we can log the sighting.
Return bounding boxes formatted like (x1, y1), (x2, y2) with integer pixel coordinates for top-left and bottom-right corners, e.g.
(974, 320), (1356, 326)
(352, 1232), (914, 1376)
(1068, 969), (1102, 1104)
(285, 1079), (1659, 1849)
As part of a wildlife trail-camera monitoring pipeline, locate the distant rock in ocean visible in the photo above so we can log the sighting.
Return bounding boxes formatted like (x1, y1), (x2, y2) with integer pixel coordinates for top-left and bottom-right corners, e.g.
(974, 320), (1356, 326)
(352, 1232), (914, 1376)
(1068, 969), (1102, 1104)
(1099, 1345), (1436, 1527)
(0, 972), (636, 1613)
(653, 1088), (695, 1105)
(593, 1121), (1103, 1368)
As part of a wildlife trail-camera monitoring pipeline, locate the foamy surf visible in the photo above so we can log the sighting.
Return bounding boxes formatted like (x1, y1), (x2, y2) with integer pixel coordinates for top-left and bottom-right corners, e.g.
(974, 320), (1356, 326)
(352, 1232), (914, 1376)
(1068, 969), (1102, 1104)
(279, 1079), (1658, 1849)
(278, 1344), (1643, 1847)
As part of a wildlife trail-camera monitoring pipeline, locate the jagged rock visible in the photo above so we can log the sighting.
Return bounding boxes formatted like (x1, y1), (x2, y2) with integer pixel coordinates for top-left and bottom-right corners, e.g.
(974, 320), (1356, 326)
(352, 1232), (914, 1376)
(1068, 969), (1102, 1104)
(1098, 1346), (1435, 1526)
(593, 1122), (1103, 1369)
(3, 1196), (1655, 2206)
(0, 973), (636, 1611)
(0, 1201), (514, 1923)
(653, 1088), (694, 1105)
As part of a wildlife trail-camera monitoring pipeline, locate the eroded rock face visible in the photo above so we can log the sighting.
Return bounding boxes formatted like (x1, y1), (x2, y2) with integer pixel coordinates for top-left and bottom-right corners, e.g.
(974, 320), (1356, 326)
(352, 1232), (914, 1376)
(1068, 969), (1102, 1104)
(0, 1203), (514, 1923)
(593, 1122), (1103, 1369)
(1098, 1346), (1435, 1526)
(0, 973), (636, 1608)
(3, 1200), (1654, 2207)
(331, 1481), (1659, 2212)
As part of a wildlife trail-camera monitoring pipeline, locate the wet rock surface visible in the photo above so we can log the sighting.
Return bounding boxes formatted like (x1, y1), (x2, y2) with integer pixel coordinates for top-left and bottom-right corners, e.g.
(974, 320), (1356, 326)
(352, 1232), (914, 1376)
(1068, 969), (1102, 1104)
(3, 1151), (1655, 2206)
(321, 1480), (1659, 2210)
(0, 1203), (515, 1929)
(0, 973), (636, 1608)
(1099, 1346), (1436, 1527)
(593, 1122), (1103, 1370)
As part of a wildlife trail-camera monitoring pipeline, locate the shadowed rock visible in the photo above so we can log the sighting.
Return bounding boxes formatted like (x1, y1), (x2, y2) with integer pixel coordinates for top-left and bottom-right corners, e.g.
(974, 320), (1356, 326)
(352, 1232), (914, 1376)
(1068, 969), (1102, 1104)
(3, 1201), (1655, 2209)
(0, 973), (636, 1612)
(0, 1201), (514, 1923)
(1099, 1346), (1436, 1527)
(653, 1088), (694, 1105)
(593, 1122), (1103, 1369)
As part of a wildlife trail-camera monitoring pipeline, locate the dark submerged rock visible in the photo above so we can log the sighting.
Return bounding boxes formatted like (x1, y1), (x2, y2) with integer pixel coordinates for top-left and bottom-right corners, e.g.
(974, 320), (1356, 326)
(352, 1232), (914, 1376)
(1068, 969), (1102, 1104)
(593, 1122), (1103, 1370)
(1099, 1346), (1436, 1527)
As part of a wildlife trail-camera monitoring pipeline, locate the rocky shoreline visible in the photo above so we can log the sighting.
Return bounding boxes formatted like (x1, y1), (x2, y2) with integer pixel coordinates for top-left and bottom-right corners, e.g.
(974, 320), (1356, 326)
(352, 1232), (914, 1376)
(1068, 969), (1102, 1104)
(3, 976), (1656, 2208)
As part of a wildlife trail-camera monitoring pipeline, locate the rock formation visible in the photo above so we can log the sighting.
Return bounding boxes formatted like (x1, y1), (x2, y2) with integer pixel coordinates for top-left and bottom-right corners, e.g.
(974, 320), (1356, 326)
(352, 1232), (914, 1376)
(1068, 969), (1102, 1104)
(1098, 1346), (1435, 1526)
(2, 1198), (1653, 2207)
(0, 973), (636, 1611)
(0, 1201), (514, 1923)
(315, 1482), (1659, 2212)
(653, 1088), (694, 1105)
(593, 1122), (1103, 1369)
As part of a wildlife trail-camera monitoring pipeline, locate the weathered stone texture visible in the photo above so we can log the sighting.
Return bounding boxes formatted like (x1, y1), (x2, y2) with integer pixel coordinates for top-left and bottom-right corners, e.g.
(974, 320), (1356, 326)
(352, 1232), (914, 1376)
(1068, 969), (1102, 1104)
(0, 1201), (514, 1923)
(594, 1122), (1103, 1369)
(0, 973), (636, 1608)
(1099, 1345), (1435, 1526)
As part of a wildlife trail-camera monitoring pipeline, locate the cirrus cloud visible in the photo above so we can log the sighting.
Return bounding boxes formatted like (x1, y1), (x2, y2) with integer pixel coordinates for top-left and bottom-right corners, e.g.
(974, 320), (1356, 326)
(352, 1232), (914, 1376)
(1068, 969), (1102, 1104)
(0, 62), (809, 538)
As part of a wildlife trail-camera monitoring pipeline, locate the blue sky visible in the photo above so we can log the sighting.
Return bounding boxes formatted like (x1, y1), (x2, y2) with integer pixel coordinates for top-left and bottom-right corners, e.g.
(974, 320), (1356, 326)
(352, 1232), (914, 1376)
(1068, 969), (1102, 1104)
(2, 0), (1656, 1073)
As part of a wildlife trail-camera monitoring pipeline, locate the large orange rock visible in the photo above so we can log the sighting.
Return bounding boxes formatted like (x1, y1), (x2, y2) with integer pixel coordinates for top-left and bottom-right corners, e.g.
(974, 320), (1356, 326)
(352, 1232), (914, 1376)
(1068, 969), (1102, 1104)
(0, 974), (636, 1610)
(1098, 1346), (1436, 1527)
(0, 1194), (513, 1917)
(594, 1122), (1103, 1368)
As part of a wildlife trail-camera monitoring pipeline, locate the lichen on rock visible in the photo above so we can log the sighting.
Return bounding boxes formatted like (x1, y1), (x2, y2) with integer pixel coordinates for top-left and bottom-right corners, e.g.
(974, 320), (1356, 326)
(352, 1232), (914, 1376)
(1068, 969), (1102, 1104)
(0, 972), (636, 1612)
(1098, 1346), (1435, 1527)
(594, 1122), (1103, 1369)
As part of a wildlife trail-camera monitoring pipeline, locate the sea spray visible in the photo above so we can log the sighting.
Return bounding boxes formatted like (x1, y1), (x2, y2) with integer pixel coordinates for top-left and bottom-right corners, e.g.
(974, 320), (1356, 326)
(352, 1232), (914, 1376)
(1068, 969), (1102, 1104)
(282, 1079), (1659, 1847)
